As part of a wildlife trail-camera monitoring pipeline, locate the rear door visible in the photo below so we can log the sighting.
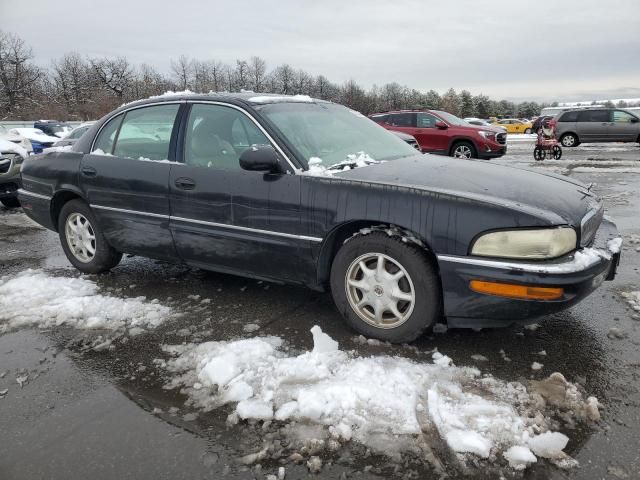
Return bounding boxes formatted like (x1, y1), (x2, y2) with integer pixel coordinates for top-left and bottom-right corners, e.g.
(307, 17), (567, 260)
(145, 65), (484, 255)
(80, 103), (181, 259)
(610, 110), (639, 141)
(169, 102), (306, 282)
(577, 110), (610, 142)
(415, 112), (448, 153)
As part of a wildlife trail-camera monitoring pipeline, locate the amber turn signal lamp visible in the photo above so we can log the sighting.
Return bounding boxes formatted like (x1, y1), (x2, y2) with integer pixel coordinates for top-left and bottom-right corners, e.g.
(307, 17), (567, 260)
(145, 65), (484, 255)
(470, 280), (564, 301)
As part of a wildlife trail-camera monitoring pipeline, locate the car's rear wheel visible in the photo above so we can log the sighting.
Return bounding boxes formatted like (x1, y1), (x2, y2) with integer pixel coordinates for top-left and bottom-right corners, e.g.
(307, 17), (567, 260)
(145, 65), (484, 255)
(560, 133), (579, 147)
(58, 199), (122, 273)
(1, 197), (20, 208)
(330, 231), (441, 343)
(450, 141), (477, 159)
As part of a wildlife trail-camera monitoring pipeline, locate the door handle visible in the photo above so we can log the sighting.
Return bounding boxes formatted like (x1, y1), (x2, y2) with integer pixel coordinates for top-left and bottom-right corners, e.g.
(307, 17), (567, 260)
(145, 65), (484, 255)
(81, 166), (97, 177)
(175, 177), (196, 190)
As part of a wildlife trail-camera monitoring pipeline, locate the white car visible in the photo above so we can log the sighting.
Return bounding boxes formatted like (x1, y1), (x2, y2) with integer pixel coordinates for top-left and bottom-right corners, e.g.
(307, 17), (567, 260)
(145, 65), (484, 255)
(464, 118), (507, 131)
(7, 128), (60, 153)
(53, 122), (95, 148)
(0, 125), (34, 154)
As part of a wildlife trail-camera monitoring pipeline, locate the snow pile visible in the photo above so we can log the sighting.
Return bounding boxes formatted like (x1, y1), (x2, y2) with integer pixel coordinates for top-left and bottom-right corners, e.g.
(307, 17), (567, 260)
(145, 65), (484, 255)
(248, 94), (313, 103)
(42, 145), (74, 154)
(300, 152), (380, 177)
(160, 326), (598, 469)
(90, 148), (113, 156)
(0, 270), (173, 333)
(607, 237), (622, 254)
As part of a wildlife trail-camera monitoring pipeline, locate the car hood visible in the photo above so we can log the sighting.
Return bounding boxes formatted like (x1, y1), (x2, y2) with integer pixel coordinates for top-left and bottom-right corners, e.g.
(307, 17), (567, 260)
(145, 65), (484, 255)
(333, 154), (600, 226)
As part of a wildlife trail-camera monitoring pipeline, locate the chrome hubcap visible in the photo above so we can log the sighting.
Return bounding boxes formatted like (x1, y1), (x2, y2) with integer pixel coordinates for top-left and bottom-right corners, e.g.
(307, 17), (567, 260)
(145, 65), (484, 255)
(562, 136), (575, 146)
(345, 253), (415, 329)
(65, 213), (96, 263)
(453, 145), (472, 158)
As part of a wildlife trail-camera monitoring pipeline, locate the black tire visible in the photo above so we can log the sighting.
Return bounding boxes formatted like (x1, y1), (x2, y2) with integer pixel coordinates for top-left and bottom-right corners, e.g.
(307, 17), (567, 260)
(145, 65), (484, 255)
(560, 133), (579, 147)
(1, 197), (20, 208)
(524, 128), (532, 134)
(330, 231), (442, 343)
(58, 199), (122, 274)
(450, 141), (477, 159)
(533, 146), (546, 161)
(552, 145), (562, 160)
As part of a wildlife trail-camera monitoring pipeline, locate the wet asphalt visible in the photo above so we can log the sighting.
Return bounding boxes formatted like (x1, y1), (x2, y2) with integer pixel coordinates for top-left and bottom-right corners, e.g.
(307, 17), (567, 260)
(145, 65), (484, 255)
(0, 141), (639, 480)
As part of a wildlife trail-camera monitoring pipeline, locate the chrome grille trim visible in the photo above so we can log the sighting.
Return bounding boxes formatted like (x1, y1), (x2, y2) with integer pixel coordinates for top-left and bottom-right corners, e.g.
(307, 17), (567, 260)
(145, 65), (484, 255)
(580, 205), (604, 247)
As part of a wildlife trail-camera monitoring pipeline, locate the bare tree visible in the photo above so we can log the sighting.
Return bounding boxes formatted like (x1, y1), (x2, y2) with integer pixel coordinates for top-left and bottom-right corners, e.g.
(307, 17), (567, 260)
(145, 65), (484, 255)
(90, 56), (133, 98)
(272, 64), (295, 94)
(234, 59), (250, 91)
(0, 30), (42, 115)
(170, 55), (193, 91)
(292, 69), (312, 95)
(247, 56), (266, 92)
(51, 52), (94, 118)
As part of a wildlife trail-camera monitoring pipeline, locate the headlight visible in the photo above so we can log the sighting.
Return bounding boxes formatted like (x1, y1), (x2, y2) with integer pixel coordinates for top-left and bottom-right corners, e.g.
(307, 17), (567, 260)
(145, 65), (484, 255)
(477, 130), (496, 140)
(471, 227), (577, 259)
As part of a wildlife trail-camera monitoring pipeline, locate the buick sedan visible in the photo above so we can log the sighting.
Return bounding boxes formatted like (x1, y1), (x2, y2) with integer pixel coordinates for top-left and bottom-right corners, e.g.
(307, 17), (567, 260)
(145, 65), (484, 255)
(18, 93), (621, 342)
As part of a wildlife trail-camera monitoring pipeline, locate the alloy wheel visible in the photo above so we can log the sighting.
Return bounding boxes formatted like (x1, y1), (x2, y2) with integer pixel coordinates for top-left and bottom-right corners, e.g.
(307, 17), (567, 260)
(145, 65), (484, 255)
(453, 145), (472, 159)
(344, 252), (415, 329)
(65, 212), (96, 263)
(561, 135), (576, 147)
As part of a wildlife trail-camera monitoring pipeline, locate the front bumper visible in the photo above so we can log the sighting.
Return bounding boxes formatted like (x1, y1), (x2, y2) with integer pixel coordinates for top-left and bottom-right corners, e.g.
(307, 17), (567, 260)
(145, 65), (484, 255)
(438, 218), (620, 328)
(476, 138), (507, 159)
(0, 165), (22, 199)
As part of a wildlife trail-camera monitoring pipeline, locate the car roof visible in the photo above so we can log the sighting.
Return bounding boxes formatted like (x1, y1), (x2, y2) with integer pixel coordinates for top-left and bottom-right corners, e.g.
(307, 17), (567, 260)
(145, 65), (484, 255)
(115, 92), (329, 114)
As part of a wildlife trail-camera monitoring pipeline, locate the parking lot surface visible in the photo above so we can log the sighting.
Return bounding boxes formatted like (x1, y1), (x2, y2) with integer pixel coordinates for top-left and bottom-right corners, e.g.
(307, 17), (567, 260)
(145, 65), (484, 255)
(1, 140), (639, 479)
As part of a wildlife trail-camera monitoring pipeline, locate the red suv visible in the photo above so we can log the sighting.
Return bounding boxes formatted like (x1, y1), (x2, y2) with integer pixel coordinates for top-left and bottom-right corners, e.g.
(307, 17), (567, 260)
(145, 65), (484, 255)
(370, 110), (507, 159)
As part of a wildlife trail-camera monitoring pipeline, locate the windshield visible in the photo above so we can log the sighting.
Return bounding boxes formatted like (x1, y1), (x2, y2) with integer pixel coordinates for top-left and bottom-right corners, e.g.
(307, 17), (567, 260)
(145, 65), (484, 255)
(432, 111), (468, 126)
(256, 102), (418, 168)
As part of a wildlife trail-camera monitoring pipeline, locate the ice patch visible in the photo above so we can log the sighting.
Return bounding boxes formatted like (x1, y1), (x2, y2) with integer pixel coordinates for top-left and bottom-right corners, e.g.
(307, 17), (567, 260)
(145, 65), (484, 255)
(0, 270), (173, 333)
(160, 326), (597, 469)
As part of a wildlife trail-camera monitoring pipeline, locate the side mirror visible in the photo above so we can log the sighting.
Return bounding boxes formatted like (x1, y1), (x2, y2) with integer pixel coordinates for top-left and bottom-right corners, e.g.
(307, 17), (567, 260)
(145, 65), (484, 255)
(434, 121), (448, 129)
(631, 117), (639, 123)
(239, 145), (283, 173)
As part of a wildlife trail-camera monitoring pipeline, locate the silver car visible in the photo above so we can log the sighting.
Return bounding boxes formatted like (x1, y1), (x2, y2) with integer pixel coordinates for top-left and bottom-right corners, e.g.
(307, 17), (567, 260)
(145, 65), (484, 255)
(555, 108), (640, 147)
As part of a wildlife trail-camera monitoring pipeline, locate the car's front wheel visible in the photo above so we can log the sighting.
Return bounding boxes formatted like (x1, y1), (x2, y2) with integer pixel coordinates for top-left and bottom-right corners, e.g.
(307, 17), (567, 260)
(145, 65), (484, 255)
(330, 231), (441, 342)
(1, 197), (20, 208)
(560, 133), (579, 147)
(525, 128), (532, 134)
(58, 199), (122, 274)
(450, 141), (477, 159)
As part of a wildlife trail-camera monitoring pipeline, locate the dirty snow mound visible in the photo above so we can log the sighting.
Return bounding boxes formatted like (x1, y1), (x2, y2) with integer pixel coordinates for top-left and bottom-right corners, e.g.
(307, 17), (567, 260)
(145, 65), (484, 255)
(159, 326), (599, 469)
(0, 269), (173, 333)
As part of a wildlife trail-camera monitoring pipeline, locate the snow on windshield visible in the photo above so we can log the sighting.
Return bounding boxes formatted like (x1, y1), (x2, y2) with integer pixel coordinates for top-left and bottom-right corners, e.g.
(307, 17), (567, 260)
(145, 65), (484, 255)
(158, 325), (600, 470)
(299, 152), (380, 177)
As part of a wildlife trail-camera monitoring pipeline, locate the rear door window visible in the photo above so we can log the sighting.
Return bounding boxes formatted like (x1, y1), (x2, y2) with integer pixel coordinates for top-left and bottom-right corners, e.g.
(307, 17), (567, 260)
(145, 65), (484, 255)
(370, 114), (389, 124)
(578, 110), (610, 122)
(113, 104), (180, 160)
(389, 113), (414, 127)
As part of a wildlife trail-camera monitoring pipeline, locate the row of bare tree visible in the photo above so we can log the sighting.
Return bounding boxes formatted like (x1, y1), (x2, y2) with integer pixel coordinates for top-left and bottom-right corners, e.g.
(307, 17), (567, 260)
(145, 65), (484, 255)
(1, 30), (550, 121)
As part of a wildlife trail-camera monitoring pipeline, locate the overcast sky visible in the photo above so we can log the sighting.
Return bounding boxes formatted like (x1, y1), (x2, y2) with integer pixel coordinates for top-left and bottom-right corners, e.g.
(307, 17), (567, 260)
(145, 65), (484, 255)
(3, 0), (639, 102)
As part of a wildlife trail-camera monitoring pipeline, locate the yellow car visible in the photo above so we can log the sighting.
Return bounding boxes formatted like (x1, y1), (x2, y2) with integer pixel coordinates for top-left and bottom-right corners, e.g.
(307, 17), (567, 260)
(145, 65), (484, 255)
(492, 118), (533, 134)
